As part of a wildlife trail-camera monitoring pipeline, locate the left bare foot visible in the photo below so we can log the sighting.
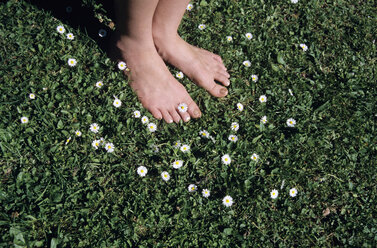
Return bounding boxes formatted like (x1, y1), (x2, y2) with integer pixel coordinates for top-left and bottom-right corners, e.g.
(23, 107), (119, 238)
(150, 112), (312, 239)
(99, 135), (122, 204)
(153, 33), (231, 98)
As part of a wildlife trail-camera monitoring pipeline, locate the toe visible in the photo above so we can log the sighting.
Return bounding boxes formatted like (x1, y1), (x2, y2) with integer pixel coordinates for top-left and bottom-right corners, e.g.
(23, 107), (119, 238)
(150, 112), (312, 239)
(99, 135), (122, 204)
(215, 72), (230, 86)
(179, 111), (191, 122)
(187, 100), (201, 119)
(160, 110), (174, 124)
(209, 83), (228, 98)
(198, 75), (228, 98)
(149, 108), (162, 120)
(169, 109), (181, 123)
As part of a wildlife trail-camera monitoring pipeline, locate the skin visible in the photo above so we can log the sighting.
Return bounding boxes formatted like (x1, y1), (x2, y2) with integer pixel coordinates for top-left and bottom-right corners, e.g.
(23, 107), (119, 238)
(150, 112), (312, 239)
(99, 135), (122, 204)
(113, 0), (230, 123)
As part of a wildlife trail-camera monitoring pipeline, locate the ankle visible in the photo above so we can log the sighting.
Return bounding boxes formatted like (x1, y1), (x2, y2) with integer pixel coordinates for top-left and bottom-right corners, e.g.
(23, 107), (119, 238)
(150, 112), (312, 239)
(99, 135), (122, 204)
(116, 32), (155, 53)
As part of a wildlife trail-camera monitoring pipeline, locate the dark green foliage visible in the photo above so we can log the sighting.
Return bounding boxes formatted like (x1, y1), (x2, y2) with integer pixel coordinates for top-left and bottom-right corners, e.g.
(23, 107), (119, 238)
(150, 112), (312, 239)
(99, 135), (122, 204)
(0, 0), (376, 247)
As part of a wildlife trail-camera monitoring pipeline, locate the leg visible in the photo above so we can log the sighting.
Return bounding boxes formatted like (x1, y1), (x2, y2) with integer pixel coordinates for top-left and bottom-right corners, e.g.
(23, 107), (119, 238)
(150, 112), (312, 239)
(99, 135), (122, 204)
(111, 0), (201, 123)
(152, 0), (231, 98)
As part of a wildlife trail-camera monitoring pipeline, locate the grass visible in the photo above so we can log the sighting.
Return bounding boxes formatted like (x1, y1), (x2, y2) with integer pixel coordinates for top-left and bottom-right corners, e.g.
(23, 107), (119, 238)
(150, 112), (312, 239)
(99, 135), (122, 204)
(0, 0), (376, 247)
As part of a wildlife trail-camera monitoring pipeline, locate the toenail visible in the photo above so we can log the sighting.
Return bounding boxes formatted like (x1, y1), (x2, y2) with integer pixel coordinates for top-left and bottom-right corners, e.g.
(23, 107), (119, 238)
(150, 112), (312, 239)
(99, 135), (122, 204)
(220, 88), (228, 95)
(168, 119), (173, 123)
(226, 80), (230, 86)
(185, 116), (190, 122)
(194, 110), (201, 118)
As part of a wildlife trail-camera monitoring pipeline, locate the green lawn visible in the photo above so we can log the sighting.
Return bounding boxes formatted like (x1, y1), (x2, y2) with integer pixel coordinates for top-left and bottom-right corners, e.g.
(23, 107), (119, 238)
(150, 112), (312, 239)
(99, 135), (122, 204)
(1, 0), (376, 247)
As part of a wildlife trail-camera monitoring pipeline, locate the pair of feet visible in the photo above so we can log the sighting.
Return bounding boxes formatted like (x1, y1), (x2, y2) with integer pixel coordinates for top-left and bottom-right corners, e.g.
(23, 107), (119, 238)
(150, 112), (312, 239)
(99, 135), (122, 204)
(111, 31), (230, 123)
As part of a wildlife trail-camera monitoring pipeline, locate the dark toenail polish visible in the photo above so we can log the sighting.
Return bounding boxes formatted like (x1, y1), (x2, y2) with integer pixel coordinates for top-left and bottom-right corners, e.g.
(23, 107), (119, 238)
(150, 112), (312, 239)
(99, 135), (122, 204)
(220, 88), (228, 95)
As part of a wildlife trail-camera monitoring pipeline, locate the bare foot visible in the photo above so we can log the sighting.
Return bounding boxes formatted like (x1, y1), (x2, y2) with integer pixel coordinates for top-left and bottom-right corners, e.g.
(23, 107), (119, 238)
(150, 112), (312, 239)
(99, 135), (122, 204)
(110, 34), (201, 123)
(153, 33), (231, 98)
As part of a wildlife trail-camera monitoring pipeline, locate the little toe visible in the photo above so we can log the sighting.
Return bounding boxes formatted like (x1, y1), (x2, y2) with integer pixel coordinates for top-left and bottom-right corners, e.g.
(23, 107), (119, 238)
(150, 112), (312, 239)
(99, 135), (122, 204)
(215, 72), (231, 86)
(161, 110), (174, 124)
(150, 108), (162, 120)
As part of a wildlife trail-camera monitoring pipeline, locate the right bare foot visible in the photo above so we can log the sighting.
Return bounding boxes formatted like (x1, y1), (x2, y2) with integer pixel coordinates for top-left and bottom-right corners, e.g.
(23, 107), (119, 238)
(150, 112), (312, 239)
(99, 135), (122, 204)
(110, 35), (201, 123)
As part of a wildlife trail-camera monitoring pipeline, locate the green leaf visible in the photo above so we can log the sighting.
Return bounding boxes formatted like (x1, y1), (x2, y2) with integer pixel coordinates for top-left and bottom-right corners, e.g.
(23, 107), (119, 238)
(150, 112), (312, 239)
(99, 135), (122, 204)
(57, 120), (64, 129)
(277, 53), (286, 65)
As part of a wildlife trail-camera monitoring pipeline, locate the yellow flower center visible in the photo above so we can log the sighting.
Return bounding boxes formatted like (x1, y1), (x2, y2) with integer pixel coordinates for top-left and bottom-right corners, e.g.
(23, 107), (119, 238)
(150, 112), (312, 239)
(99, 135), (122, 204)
(226, 199), (229, 203)
(141, 170), (144, 173)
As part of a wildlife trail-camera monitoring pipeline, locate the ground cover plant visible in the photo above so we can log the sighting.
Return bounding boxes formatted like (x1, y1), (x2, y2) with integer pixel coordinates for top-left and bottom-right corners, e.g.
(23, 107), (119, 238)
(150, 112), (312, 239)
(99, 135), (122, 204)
(0, 0), (376, 247)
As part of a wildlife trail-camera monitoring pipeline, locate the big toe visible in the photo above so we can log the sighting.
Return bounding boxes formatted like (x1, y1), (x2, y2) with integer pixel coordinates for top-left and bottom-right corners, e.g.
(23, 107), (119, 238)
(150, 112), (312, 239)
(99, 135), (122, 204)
(203, 81), (228, 98)
(187, 100), (201, 119)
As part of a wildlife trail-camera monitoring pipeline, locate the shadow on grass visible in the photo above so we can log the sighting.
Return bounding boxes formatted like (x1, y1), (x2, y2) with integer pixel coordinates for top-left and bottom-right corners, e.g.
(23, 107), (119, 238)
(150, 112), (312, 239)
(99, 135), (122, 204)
(27, 0), (115, 53)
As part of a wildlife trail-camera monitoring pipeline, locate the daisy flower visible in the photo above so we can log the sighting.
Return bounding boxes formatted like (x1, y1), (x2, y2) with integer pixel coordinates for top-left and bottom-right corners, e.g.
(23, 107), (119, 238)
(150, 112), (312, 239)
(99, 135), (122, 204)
(173, 140), (181, 148)
(251, 153), (259, 161)
(199, 130), (210, 138)
(300, 43), (308, 51)
(20, 116), (29, 124)
(65, 137), (71, 145)
(104, 143), (114, 153)
(75, 130), (82, 137)
(141, 116), (149, 124)
(113, 97), (122, 108)
(251, 74), (258, 82)
(243, 60), (251, 67)
(261, 116), (267, 124)
(231, 122), (239, 131)
(180, 144), (190, 153)
(92, 139), (100, 149)
(228, 134), (238, 143)
(259, 95), (267, 103)
(98, 29), (107, 38)
(118, 61), (127, 70)
(99, 137), (105, 146)
(147, 123), (157, 132)
(137, 166), (148, 177)
(186, 3), (193, 11)
(29, 93), (35, 99)
(68, 58), (77, 67)
(56, 25), (65, 34)
(198, 24), (206, 30)
(222, 195), (233, 207)
(226, 36), (233, 42)
(133, 110), (141, 118)
(89, 123), (99, 133)
(236, 103), (244, 111)
(95, 81), (103, 88)
(66, 33), (74, 40)
(289, 188), (298, 197)
(177, 103), (188, 113)
(245, 32), (253, 40)
(291, 0), (298, 4)
(172, 160), (183, 169)
(202, 189), (210, 198)
(176, 71), (184, 79)
(287, 118), (296, 127)
(188, 184), (197, 192)
(221, 154), (231, 165)
(161, 171), (170, 181)
(271, 189), (279, 199)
